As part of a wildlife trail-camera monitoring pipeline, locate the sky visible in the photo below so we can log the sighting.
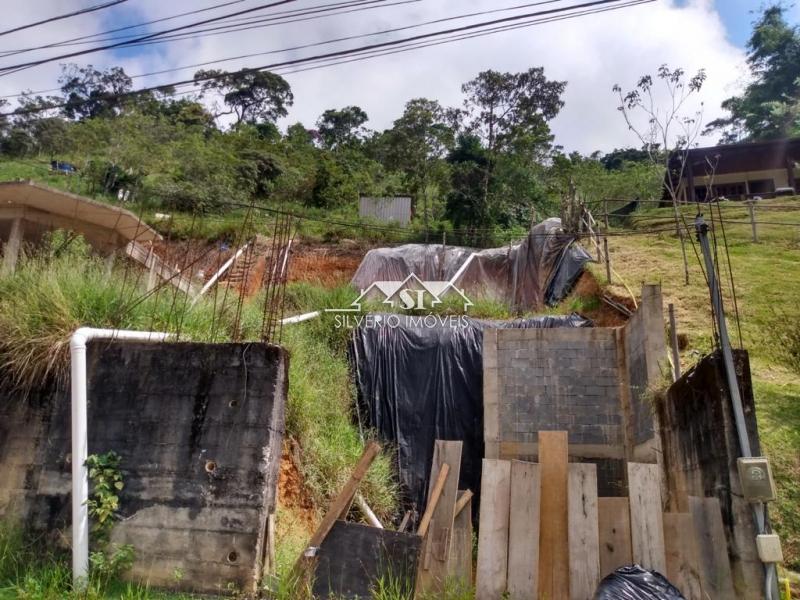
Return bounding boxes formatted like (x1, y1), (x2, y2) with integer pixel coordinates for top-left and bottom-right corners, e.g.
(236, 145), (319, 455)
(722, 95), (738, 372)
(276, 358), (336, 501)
(0, 0), (797, 154)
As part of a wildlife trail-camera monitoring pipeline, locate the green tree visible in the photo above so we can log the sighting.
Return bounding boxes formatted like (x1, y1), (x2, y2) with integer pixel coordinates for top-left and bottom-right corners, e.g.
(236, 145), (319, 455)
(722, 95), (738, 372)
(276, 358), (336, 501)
(316, 106), (369, 149)
(59, 64), (133, 120)
(705, 5), (800, 141)
(461, 68), (566, 219)
(379, 98), (456, 234)
(194, 68), (293, 126)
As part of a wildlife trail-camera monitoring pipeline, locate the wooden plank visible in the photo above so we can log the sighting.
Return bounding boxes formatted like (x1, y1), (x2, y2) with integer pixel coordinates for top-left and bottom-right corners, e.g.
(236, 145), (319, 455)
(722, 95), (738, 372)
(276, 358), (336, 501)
(417, 464), (450, 537)
(454, 489), (473, 517)
(688, 496), (735, 598)
(417, 440), (462, 595)
(507, 461), (541, 599)
(627, 462), (666, 573)
(568, 463), (600, 600)
(475, 459), (511, 599)
(296, 441), (381, 570)
(663, 512), (704, 600)
(447, 490), (473, 587)
(537, 431), (569, 600)
(597, 497), (632, 577)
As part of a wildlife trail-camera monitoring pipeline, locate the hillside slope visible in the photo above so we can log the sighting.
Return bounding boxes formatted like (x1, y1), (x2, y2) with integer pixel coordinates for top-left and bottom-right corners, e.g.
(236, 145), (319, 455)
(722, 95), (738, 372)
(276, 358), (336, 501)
(601, 198), (800, 569)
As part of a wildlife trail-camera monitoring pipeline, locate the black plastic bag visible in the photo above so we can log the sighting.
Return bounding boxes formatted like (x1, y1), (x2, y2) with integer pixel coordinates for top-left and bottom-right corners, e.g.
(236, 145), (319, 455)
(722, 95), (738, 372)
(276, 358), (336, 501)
(593, 565), (686, 600)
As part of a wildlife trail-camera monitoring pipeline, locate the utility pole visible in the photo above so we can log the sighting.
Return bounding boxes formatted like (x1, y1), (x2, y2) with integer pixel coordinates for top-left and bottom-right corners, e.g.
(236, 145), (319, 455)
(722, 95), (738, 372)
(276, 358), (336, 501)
(695, 214), (778, 600)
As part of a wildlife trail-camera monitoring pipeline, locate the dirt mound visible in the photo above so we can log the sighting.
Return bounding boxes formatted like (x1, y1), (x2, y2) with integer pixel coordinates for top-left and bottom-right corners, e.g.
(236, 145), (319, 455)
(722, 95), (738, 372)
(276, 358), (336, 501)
(288, 243), (364, 287)
(570, 271), (636, 327)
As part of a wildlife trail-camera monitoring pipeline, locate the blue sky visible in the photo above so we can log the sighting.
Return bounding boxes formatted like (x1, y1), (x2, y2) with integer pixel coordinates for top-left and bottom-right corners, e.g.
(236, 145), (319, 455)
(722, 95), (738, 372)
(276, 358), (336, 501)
(711, 0), (800, 47)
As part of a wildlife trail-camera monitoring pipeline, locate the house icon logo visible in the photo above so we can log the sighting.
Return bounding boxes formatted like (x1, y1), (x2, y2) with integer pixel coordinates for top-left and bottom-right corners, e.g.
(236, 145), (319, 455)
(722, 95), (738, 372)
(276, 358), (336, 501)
(327, 273), (473, 313)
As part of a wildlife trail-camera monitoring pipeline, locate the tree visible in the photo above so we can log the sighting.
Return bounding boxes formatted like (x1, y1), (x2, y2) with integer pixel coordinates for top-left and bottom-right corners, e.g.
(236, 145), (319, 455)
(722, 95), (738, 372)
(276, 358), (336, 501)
(614, 64), (707, 284)
(379, 98), (457, 235)
(445, 133), (490, 243)
(600, 146), (656, 171)
(194, 69), (293, 126)
(59, 64), (133, 120)
(316, 106), (369, 149)
(705, 5), (800, 141)
(461, 68), (566, 218)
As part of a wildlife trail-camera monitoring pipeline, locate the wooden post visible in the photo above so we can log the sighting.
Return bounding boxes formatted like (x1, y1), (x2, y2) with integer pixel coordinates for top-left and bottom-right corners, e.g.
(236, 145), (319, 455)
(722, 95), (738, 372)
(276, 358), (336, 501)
(603, 199), (610, 230)
(538, 431), (570, 599)
(746, 200), (758, 243)
(2, 217), (22, 274)
(668, 303), (681, 381)
(604, 236), (611, 284)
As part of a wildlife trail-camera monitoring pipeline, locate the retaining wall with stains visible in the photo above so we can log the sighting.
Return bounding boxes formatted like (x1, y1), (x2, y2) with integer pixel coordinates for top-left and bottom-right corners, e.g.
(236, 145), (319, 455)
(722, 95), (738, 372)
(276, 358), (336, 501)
(0, 340), (287, 595)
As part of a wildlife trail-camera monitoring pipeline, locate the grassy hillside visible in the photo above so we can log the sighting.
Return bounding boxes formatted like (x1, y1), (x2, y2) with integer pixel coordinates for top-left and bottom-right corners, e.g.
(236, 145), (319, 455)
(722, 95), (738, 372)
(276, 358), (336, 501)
(600, 198), (800, 569)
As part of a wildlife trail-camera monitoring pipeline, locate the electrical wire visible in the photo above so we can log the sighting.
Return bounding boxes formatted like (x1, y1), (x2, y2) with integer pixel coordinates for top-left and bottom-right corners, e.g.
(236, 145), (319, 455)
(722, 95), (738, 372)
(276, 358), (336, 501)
(0, 0), (303, 75)
(0, 0), (653, 117)
(0, 0), (626, 101)
(0, 0), (421, 100)
(0, 0), (129, 38)
(0, 0), (248, 58)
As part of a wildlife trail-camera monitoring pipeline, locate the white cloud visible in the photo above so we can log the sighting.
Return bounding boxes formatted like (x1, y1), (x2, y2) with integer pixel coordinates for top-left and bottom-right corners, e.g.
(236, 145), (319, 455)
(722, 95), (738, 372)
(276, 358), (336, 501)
(0, 0), (748, 154)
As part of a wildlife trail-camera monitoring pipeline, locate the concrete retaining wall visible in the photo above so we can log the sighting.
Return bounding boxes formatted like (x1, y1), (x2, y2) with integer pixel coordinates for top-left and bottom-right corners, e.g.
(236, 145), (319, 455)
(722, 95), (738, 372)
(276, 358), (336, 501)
(0, 340), (287, 595)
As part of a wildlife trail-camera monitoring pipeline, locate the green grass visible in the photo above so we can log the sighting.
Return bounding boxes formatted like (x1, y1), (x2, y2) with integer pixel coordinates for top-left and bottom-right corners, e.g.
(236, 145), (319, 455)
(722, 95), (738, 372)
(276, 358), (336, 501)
(0, 524), (199, 600)
(0, 232), (267, 392)
(602, 197), (800, 569)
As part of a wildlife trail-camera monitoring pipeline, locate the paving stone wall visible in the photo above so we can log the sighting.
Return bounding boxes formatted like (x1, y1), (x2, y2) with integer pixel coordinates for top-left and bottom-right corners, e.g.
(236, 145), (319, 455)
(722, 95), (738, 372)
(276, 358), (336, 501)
(491, 327), (622, 446)
(484, 285), (666, 493)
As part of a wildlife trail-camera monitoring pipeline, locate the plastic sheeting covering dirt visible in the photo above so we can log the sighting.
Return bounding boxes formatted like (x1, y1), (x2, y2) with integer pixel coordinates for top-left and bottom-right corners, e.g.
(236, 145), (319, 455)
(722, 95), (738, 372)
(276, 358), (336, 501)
(349, 313), (590, 513)
(350, 218), (591, 311)
(593, 566), (685, 600)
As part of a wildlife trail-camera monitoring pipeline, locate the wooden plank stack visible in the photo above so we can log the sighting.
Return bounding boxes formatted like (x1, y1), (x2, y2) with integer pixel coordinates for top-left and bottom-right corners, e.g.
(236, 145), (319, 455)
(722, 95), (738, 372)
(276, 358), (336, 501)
(475, 431), (738, 600)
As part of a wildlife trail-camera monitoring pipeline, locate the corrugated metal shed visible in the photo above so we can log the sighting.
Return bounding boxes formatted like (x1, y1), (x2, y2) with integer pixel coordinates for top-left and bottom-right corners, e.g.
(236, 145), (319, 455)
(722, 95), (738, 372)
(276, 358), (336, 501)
(359, 196), (412, 225)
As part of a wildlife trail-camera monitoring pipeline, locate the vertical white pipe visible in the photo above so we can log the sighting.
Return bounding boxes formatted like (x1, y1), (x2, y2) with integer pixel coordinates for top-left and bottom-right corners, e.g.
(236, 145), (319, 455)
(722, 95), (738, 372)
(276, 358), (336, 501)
(69, 328), (171, 588)
(69, 330), (89, 585)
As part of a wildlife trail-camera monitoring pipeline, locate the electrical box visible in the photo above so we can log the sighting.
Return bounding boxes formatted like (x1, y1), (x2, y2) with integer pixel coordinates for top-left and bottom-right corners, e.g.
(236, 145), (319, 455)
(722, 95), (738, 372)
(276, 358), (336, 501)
(737, 457), (776, 502)
(756, 534), (784, 563)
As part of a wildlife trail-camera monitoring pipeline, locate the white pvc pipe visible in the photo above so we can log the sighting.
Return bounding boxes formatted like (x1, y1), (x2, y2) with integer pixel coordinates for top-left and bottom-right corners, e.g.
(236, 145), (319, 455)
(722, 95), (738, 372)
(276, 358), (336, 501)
(448, 252), (477, 286)
(280, 310), (321, 325)
(191, 242), (250, 306)
(69, 328), (171, 587)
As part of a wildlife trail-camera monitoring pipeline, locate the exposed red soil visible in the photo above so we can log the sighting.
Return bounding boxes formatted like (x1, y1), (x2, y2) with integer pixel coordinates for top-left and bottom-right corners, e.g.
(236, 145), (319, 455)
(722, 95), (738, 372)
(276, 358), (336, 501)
(287, 242), (365, 287)
(278, 440), (317, 530)
(569, 270), (636, 327)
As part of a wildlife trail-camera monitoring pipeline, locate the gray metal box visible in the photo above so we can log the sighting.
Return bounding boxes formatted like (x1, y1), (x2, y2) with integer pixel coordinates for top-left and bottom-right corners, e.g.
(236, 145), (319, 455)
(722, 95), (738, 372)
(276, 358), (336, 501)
(737, 457), (776, 502)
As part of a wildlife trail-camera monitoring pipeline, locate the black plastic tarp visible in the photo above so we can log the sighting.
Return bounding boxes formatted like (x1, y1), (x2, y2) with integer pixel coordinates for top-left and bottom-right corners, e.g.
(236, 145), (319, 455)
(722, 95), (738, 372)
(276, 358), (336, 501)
(350, 313), (591, 513)
(351, 218), (591, 311)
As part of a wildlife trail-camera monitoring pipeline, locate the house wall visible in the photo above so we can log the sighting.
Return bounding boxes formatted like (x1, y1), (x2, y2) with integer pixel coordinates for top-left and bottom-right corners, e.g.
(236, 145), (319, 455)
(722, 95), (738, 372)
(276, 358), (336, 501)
(678, 166), (798, 200)
(0, 341), (287, 595)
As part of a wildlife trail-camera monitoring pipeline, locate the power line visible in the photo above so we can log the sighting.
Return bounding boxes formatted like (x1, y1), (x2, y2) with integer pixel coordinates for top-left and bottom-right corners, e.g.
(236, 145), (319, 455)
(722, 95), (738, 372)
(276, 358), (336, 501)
(0, 0), (129, 38)
(76, 0), (561, 50)
(0, 0), (303, 75)
(23, 0), (414, 51)
(0, 0), (567, 100)
(0, 0), (248, 58)
(0, 0), (653, 117)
